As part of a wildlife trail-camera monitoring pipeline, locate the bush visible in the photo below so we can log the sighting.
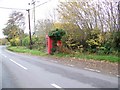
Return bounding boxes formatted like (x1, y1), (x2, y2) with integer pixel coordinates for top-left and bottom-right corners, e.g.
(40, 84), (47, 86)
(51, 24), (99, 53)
(22, 36), (46, 50)
(32, 36), (46, 51)
(112, 31), (120, 52)
(10, 37), (20, 46)
(22, 36), (30, 47)
(96, 47), (106, 55)
(48, 28), (66, 40)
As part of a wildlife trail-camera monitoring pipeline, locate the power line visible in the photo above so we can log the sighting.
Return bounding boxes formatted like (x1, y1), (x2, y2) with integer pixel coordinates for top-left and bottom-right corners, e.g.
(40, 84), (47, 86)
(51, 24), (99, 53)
(0, 6), (26, 10)
(0, 0), (51, 11)
(30, 0), (51, 9)
(30, 0), (36, 35)
(29, 0), (51, 36)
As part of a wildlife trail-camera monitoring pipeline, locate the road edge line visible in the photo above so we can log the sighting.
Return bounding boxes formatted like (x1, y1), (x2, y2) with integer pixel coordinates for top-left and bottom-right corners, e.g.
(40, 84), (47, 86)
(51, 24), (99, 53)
(9, 59), (28, 70)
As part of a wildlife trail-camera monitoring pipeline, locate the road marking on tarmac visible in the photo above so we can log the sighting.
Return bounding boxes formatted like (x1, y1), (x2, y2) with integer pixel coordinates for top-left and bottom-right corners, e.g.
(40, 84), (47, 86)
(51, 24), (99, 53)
(9, 59), (28, 70)
(3, 55), (7, 58)
(67, 64), (74, 67)
(2, 54), (7, 58)
(1, 54), (7, 58)
(51, 83), (62, 88)
(84, 68), (100, 73)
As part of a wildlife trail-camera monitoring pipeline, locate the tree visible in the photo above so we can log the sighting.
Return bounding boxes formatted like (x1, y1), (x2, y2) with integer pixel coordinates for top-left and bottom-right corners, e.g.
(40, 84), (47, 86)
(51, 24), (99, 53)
(7, 11), (25, 28)
(35, 19), (53, 37)
(0, 38), (8, 45)
(3, 24), (20, 42)
(3, 11), (25, 46)
(56, 0), (118, 54)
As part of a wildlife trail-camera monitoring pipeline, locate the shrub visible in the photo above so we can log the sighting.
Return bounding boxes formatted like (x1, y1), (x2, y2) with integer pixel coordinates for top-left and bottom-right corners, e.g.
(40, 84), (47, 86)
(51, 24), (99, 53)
(22, 36), (46, 50)
(22, 36), (30, 47)
(10, 37), (20, 46)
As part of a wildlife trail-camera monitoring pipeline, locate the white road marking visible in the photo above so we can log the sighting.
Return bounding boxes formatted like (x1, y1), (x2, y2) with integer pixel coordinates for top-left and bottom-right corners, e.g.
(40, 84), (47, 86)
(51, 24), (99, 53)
(1, 54), (7, 58)
(68, 64), (74, 67)
(2, 54), (7, 58)
(117, 75), (120, 77)
(51, 60), (58, 63)
(95, 70), (101, 73)
(51, 83), (62, 88)
(84, 68), (100, 73)
(3, 55), (7, 58)
(9, 59), (28, 70)
(5, 49), (15, 54)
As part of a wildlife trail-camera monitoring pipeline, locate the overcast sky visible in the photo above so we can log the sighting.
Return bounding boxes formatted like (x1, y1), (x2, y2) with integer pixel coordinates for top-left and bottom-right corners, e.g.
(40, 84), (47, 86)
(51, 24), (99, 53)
(0, 0), (59, 38)
(0, 0), (119, 38)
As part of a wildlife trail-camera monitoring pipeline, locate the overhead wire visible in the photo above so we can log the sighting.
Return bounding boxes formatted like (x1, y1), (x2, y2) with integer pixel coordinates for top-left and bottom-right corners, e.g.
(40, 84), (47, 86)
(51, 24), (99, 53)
(0, 0), (52, 29)
(0, 6), (26, 11)
(30, 0), (51, 9)
(0, 0), (51, 11)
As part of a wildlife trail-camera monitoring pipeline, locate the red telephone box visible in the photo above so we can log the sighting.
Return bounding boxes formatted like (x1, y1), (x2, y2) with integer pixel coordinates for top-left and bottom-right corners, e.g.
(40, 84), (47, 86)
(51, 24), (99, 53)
(46, 35), (62, 54)
(46, 35), (53, 54)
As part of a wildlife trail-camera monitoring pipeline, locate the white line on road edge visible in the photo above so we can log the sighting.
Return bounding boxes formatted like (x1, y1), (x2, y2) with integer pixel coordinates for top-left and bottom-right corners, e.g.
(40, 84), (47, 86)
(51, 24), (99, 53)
(67, 64), (74, 67)
(117, 75), (120, 77)
(84, 68), (100, 73)
(2, 54), (7, 57)
(1, 54), (7, 57)
(51, 60), (58, 63)
(1, 54), (7, 58)
(51, 84), (62, 88)
(5, 49), (15, 54)
(9, 59), (28, 70)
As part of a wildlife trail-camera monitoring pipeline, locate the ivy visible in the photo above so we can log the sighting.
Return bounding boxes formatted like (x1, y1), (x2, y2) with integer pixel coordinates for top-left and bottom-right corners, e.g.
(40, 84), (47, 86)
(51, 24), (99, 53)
(48, 28), (66, 41)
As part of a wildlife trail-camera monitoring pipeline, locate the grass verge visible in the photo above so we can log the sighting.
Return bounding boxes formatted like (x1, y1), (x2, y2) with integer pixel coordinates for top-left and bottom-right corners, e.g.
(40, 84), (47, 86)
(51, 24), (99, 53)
(54, 53), (119, 63)
(7, 46), (47, 56)
(7, 46), (119, 63)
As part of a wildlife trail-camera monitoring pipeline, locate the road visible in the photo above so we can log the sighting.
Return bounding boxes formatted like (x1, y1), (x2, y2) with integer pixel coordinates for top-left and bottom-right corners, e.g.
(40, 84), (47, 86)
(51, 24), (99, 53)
(0, 46), (119, 89)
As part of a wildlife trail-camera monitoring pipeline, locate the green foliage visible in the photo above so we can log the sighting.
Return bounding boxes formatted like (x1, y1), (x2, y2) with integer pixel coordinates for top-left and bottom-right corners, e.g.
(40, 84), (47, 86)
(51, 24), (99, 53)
(22, 36), (30, 47)
(48, 28), (66, 41)
(54, 52), (119, 63)
(112, 31), (120, 52)
(10, 37), (20, 46)
(7, 46), (119, 63)
(3, 11), (25, 46)
(0, 38), (8, 45)
(32, 36), (46, 51)
(86, 28), (102, 48)
(3, 25), (20, 41)
(22, 35), (46, 51)
(7, 46), (47, 56)
(85, 28), (105, 53)
(55, 0), (118, 56)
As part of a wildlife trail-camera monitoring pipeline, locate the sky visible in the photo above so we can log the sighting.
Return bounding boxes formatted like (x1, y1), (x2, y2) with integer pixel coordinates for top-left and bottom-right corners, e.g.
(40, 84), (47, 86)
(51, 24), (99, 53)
(0, 0), (59, 38)
(0, 0), (119, 38)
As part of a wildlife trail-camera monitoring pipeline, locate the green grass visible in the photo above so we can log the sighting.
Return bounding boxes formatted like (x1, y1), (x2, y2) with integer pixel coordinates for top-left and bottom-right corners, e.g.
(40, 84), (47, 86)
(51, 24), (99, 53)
(7, 46), (47, 56)
(7, 46), (120, 63)
(54, 53), (119, 63)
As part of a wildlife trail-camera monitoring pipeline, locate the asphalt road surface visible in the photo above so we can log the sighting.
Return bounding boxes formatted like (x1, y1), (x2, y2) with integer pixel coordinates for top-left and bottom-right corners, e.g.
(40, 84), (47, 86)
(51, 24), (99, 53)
(0, 45), (119, 89)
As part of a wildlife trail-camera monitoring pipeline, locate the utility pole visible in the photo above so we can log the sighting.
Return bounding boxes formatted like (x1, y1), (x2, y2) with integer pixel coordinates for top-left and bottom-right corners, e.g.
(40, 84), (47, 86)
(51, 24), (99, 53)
(26, 9), (32, 49)
(118, 1), (120, 31)
(32, 0), (36, 35)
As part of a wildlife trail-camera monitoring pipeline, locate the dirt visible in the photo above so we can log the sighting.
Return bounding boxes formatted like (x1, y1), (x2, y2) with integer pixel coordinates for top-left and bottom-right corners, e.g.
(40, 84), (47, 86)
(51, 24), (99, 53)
(44, 55), (119, 77)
